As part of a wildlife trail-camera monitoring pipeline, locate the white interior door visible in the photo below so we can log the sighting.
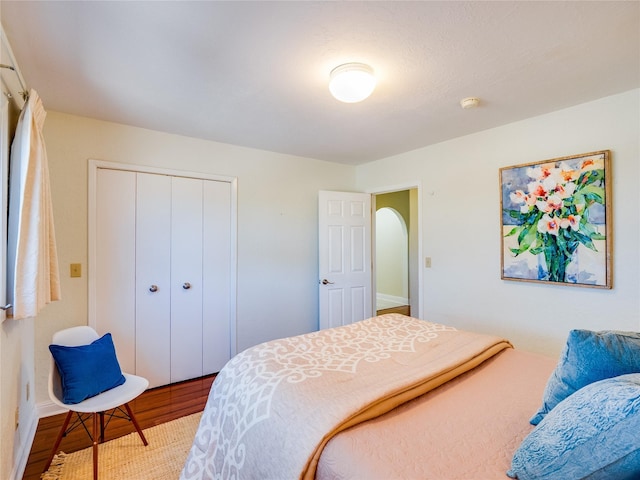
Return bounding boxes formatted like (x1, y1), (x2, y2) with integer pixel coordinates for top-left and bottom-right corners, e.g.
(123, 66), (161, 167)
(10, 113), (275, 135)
(318, 190), (372, 330)
(135, 172), (171, 388)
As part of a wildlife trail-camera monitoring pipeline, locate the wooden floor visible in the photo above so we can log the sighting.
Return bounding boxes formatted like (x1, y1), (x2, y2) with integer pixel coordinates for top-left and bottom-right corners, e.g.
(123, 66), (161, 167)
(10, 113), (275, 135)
(22, 374), (215, 480)
(376, 305), (410, 316)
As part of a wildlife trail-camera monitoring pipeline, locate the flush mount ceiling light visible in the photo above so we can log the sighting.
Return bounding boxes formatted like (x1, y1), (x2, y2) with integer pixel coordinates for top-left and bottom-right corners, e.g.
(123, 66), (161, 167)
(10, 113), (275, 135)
(329, 63), (376, 103)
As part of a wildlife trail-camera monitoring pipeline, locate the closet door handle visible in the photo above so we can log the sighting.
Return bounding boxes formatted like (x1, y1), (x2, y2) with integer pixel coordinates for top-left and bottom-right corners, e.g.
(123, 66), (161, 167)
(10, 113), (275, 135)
(149, 285), (158, 293)
(183, 282), (191, 290)
(0, 304), (12, 310)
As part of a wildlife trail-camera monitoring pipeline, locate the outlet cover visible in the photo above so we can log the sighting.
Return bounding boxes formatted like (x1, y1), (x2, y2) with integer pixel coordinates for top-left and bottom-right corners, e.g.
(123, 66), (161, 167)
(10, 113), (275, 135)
(70, 263), (82, 278)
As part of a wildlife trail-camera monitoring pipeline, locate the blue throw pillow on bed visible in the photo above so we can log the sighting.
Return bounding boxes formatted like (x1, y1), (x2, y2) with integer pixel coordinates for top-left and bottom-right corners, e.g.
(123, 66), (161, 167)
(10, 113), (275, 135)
(508, 373), (640, 480)
(49, 333), (126, 404)
(530, 329), (640, 425)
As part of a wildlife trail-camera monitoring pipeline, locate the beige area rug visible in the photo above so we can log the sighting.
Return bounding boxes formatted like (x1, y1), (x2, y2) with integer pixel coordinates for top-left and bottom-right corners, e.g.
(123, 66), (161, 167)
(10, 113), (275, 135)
(42, 412), (202, 480)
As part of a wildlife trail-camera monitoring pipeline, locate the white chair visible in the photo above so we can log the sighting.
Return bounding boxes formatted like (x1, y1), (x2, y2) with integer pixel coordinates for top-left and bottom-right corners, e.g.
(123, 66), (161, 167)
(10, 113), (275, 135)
(44, 326), (149, 480)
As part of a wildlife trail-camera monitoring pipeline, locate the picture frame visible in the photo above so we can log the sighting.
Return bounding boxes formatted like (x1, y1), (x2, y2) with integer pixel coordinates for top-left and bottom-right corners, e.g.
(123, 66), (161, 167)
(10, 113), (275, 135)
(500, 150), (612, 288)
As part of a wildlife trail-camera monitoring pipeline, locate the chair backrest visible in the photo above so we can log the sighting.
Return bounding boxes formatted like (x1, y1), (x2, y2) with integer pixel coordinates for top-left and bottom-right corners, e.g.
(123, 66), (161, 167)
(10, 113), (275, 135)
(51, 325), (99, 346)
(48, 326), (100, 407)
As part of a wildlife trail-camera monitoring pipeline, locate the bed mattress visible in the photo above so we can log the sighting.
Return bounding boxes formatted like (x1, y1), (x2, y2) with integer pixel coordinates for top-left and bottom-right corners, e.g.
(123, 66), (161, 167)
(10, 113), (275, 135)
(317, 348), (556, 480)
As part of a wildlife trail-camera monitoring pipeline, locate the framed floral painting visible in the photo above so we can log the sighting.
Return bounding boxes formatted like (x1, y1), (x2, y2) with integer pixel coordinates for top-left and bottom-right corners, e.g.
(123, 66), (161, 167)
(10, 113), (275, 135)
(500, 150), (612, 288)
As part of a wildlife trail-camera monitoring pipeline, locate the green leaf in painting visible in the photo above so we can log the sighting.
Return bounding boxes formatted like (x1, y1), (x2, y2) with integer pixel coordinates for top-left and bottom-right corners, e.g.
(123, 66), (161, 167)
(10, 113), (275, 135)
(504, 226), (519, 238)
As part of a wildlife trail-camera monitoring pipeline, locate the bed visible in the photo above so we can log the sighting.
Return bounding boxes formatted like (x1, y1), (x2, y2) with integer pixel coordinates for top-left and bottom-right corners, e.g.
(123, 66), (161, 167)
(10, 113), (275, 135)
(180, 313), (640, 480)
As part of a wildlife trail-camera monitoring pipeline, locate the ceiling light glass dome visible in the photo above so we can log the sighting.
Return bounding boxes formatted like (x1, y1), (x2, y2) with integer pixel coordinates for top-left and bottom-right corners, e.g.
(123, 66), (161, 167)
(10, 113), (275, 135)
(329, 63), (376, 103)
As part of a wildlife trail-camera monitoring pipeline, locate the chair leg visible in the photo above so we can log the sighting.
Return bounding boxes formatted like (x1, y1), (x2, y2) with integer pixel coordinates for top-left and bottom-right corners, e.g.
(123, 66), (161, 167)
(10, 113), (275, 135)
(124, 402), (148, 446)
(43, 404), (147, 477)
(99, 411), (105, 443)
(93, 412), (99, 480)
(42, 410), (73, 473)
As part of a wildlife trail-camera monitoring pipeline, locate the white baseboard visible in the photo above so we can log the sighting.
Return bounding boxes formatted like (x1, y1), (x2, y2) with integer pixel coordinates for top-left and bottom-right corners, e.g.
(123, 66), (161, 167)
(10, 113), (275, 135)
(10, 405), (38, 480)
(11, 401), (66, 480)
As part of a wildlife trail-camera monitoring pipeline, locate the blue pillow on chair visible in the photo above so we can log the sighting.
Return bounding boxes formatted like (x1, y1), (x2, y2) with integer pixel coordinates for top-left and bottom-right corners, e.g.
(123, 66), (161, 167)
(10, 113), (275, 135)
(530, 329), (640, 425)
(49, 333), (126, 404)
(508, 374), (640, 480)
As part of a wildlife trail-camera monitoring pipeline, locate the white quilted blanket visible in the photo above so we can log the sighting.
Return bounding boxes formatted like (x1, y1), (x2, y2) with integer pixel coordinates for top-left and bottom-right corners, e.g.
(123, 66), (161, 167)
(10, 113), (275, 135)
(180, 314), (511, 480)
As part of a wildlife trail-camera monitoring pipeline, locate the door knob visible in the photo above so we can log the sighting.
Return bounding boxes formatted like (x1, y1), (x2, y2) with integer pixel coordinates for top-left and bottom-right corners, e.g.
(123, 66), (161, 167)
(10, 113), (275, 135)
(0, 304), (12, 310)
(183, 282), (191, 290)
(149, 285), (158, 293)
(320, 279), (334, 285)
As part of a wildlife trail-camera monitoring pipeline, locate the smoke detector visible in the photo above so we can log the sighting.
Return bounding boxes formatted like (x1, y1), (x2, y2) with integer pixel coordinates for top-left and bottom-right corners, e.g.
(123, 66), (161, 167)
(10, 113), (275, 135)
(460, 97), (480, 109)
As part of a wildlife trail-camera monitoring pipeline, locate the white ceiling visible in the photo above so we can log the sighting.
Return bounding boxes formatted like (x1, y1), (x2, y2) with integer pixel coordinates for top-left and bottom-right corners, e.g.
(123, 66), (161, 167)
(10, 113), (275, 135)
(1, 1), (639, 165)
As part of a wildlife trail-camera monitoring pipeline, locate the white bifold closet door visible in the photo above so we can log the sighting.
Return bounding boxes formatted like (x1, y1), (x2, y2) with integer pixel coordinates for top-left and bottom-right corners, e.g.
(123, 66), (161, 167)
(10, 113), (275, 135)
(95, 168), (232, 388)
(135, 173), (171, 387)
(169, 176), (204, 383)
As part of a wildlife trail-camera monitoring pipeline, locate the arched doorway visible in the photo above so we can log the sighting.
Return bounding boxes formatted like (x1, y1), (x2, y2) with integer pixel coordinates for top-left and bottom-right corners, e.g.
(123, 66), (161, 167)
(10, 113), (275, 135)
(375, 205), (410, 315)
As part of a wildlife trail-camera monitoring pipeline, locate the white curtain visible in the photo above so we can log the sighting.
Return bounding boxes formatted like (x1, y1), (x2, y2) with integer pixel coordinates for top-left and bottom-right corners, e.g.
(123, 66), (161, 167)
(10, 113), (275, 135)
(6, 88), (60, 320)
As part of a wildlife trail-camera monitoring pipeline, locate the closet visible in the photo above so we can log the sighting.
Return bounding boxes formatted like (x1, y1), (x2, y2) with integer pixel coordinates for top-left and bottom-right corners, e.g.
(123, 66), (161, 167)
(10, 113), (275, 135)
(89, 162), (236, 388)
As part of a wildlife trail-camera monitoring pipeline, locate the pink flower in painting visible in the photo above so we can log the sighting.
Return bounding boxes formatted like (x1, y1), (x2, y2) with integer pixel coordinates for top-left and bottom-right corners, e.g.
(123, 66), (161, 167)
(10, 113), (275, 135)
(535, 199), (551, 213)
(526, 163), (555, 181)
(537, 214), (560, 236)
(535, 194), (562, 213)
(510, 190), (537, 213)
(509, 190), (527, 204)
(528, 182), (547, 198)
(553, 182), (577, 199)
(546, 194), (563, 211)
(560, 214), (581, 230)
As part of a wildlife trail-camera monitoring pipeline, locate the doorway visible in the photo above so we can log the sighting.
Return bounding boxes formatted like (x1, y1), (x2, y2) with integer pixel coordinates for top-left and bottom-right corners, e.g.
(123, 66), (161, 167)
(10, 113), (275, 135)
(374, 189), (418, 317)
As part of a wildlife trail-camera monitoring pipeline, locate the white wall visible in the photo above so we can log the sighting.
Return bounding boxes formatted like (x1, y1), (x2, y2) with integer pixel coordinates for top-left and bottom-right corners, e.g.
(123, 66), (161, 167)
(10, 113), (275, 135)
(357, 89), (640, 356)
(376, 207), (408, 301)
(33, 112), (356, 405)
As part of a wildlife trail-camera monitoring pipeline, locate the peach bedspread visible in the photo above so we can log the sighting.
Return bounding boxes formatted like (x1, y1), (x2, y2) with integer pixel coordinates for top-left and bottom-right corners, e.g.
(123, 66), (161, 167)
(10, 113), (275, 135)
(181, 314), (512, 480)
(317, 347), (556, 479)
